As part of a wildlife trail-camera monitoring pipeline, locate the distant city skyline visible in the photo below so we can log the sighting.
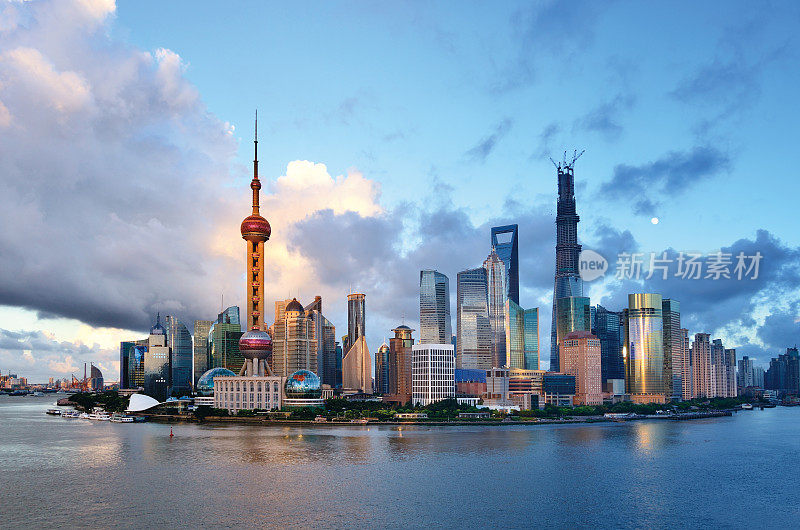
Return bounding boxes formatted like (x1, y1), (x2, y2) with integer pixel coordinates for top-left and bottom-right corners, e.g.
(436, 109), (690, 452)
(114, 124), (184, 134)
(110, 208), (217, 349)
(1, 1), (799, 381)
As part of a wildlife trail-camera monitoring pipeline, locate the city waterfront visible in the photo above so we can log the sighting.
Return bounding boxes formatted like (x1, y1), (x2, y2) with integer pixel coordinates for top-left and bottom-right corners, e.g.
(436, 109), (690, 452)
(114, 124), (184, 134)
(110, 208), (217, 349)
(2, 395), (798, 528)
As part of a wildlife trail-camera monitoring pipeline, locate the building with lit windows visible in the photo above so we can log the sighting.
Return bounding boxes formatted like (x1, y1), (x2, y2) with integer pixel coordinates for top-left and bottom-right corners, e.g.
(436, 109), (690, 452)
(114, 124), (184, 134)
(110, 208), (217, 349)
(412, 344), (455, 406)
(419, 270), (452, 344)
(555, 296), (591, 371)
(624, 293), (666, 403)
(661, 299), (681, 401)
(456, 267), (492, 370)
(560, 331), (602, 406)
(144, 313), (171, 401)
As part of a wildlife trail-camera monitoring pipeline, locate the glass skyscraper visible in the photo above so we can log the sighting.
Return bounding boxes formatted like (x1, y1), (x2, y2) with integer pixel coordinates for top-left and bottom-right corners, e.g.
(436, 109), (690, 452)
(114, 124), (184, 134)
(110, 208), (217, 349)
(555, 296), (591, 371)
(208, 306), (243, 373)
(119, 341), (134, 389)
(505, 300), (525, 369)
(592, 305), (625, 386)
(304, 296), (337, 387)
(624, 293), (665, 400)
(193, 319), (212, 386)
(345, 293), (365, 355)
(550, 158), (584, 371)
(483, 251), (506, 367)
(456, 267), (492, 370)
(490, 224), (519, 304)
(523, 307), (539, 370)
(165, 315), (193, 395)
(144, 314), (171, 400)
(419, 270), (452, 344)
(661, 299), (682, 401)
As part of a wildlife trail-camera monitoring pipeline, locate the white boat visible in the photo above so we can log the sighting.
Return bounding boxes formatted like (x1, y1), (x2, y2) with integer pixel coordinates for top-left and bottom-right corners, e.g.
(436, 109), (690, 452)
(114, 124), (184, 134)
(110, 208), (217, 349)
(62, 411), (79, 419)
(45, 408), (62, 415)
(741, 403), (753, 410)
(96, 412), (111, 421)
(79, 412), (90, 419)
(110, 413), (134, 423)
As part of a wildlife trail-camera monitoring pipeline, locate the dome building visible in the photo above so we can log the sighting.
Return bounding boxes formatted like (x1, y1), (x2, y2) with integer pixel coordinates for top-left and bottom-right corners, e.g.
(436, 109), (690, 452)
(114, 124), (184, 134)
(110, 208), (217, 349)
(283, 369), (324, 408)
(196, 367), (236, 396)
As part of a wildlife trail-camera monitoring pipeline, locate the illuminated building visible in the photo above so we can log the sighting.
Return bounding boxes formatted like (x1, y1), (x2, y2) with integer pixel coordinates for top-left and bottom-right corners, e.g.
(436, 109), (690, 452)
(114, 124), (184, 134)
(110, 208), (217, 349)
(560, 331), (602, 406)
(412, 344), (455, 406)
(271, 298), (318, 378)
(193, 320), (212, 386)
(419, 270), (452, 344)
(456, 267), (492, 369)
(144, 313), (171, 401)
(550, 154), (584, 371)
(484, 250), (507, 367)
(661, 299), (681, 401)
(623, 293), (666, 403)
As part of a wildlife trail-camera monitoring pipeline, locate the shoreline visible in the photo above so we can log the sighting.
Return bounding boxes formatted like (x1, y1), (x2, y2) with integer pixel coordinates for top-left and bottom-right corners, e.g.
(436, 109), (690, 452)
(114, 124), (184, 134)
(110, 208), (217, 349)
(139, 410), (733, 427)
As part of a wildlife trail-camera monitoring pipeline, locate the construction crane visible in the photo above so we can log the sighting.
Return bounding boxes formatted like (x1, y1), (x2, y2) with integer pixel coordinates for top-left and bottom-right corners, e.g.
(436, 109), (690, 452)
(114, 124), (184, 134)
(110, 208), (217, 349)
(549, 149), (585, 171)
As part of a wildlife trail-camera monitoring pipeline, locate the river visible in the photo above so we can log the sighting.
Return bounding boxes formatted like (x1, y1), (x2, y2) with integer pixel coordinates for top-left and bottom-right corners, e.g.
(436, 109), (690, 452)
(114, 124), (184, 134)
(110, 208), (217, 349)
(1, 394), (797, 528)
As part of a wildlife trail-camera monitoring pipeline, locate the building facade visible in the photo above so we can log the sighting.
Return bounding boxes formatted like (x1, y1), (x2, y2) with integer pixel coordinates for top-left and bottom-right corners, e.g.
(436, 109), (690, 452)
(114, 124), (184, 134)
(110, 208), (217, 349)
(555, 296), (591, 372)
(456, 267), (492, 370)
(484, 250), (507, 368)
(505, 300), (539, 370)
(412, 344), (455, 406)
(592, 305), (624, 389)
(624, 293), (666, 403)
(661, 299), (681, 401)
(342, 336), (372, 394)
(271, 298), (317, 378)
(193, 320), (212, 386)
(144, 314), (171, 401)
(490, 224), (519, 304)
(387, 325), (415, 403)
(344, 293), (366, 354)
(165, 315), (193, 394)
(375, 342), (390, 395)
(690, 333), (712, 398)
(419, 270), (452, 345)
(550, 157), (584, 371)
(560, 331), (602, 406)
(213, 376), (283, 413)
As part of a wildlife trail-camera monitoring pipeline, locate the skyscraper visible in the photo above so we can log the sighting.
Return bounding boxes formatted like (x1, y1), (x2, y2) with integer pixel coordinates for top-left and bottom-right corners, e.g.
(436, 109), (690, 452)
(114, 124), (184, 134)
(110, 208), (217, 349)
(144, 313), (171, 401)
(304, 296), (337, 387)
(388, 325), (415, 403)
(119, 341), (134, 389)
(490, 224), (519, 304)
(342, 336), (372, 394)
(419, 270), (452, 344)
(679, 328), (692, 400)
(661, 299), (681, 401)
(691, 333), (712, 398)
(560, 331), (602, 406)
(738, 356), (754, 389)
(456, 267), (492, 370)
(345, 293), (366, 354)
(193, 319), (212, 385)
(592, 305), (624, 388)
(555, 296), (591, 371)
(505, 300), (539, 370)
(550, 155), (584, 371)
(412, 344), (455, 406)
(271, 298), (317, 378)
(484, 250), (507, 367)
(375, 341), (390, 395)
(624, 293), (666, 403)
(240, 114), (271, 332)
(165, 315), (193, 394)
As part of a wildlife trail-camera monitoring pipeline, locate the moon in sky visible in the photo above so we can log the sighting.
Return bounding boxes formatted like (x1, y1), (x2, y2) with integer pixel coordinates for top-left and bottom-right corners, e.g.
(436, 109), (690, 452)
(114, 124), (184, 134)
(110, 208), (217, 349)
(651, 217), (659, 225)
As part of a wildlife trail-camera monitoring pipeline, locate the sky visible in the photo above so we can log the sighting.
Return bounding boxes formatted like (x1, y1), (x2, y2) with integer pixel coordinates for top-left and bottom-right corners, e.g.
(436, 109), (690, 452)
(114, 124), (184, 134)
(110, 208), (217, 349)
(1, 0), (799, 382)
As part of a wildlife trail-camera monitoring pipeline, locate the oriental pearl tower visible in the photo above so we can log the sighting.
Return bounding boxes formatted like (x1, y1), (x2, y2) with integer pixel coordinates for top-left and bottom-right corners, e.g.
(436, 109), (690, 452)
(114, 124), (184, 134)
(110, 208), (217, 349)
(238, 113), (273, 377)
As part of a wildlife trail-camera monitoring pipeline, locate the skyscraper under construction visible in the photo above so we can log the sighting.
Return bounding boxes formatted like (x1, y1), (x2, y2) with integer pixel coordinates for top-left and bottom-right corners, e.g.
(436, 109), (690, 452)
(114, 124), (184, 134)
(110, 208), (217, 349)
(550, 152), (584, 372)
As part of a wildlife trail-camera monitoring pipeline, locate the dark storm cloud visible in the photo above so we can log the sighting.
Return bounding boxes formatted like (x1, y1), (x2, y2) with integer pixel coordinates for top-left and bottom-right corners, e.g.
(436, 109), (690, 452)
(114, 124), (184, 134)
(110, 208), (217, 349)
(0, 1), (242, 333)
(574, 94), (635, 141)
(464, 118), (513, 162)
(756, 302), (800, 352)
(599, 146), (730, 216)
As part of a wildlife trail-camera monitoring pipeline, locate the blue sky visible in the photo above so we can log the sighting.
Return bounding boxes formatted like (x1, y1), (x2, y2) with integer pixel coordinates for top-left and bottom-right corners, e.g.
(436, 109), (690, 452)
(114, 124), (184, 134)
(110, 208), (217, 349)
(0, 0), (798, 380)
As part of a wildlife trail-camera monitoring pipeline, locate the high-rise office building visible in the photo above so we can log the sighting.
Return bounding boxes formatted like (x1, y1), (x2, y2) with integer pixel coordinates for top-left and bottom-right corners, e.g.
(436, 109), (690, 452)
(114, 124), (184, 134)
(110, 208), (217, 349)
(165, 315), (192, 394)
(724, 348), (737, 397)
(342, 336), (371, 394)
(193, 320), (212, 385)
(388, 325), (415, 403)
(679, 328), (692, 400)
(412, 344), (455, 406)
(592, 305), (624, 388)
(661, 299), (681, 401)
(208, 306), (244, 373)
(560, 331), (602, 406)
(550, 156), (584, 371)
(271, 298), (318, 378)
(419, 270), (452, 344)
(691, 333), (712, 398)
(304, 296), (337, 387)
(505, 300), (539, 370)
(490, 224), (519, 305)
(753, 366), (765, 389)
(484, 250), (507, 368)
(738, 356), (754, 389)
(765, 348), (799, 393)
(119, 341), (134, 389)
(144, 313), (171, 401)
(240, 116), (271, 332)
(130, 339), (147, 390)
(555, 296), (591, 372)
(344, 293), (366, 354)
(623, 293), (666, 403)
(456, 267), (492, 370)
(375, 341), (390, 395)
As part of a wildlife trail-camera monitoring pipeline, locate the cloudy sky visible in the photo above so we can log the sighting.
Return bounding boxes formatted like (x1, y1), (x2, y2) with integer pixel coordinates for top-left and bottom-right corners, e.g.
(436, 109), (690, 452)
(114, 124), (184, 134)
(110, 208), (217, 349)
(1, 0), (799, 382)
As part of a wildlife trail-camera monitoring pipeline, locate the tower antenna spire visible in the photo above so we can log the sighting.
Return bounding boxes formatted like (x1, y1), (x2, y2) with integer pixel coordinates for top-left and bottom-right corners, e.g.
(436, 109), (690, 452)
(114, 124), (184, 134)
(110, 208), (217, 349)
(254, 109), (259, 180)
